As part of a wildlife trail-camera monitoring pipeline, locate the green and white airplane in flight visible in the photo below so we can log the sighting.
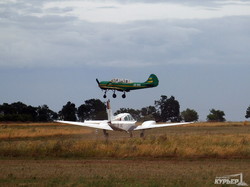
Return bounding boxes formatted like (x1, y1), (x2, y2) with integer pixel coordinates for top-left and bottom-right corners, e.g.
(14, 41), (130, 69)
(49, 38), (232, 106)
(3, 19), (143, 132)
(96, 74), (159, 98)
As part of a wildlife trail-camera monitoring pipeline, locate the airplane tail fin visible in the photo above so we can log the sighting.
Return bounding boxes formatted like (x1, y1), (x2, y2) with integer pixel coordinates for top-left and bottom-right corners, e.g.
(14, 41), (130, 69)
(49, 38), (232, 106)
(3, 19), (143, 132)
(145, 74), (159, 87)
(106, 100), (113, 121)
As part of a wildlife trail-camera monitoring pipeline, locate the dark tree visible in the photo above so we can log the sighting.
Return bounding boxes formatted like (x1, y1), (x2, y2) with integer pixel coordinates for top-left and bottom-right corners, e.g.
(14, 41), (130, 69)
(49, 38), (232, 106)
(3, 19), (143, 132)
(77, 104), (89, 121)
(245, 106), (250, 119)
(1, 103), (16, 115)
(155, 95), (181, 122)
(0, 102), (37, 122)
(181, 108), (199, 122)
(37, 105), (58, 122)
(59, 102), (77, 121)
(140, 106), (157, 121)
(24, 105), (38, 121)
(0, 102), (57, 122)
(141, 106), (156, 117)
(207, 109), (226, 122)
(77, 99), (107, 121)
(0, 103), (14, 121)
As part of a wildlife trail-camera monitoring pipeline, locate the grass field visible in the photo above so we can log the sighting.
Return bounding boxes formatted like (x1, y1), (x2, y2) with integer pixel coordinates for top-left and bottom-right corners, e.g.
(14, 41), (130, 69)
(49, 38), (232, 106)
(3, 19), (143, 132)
(0, 122), (249, 186)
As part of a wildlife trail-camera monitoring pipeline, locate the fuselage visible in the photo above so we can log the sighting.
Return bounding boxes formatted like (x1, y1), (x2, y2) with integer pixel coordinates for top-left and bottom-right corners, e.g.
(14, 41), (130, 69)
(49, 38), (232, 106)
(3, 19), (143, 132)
(84, 113), (137, 132)
(99, 81), (154, 92)
(110, 121), (137, 131)
(109, 113), (137, 131)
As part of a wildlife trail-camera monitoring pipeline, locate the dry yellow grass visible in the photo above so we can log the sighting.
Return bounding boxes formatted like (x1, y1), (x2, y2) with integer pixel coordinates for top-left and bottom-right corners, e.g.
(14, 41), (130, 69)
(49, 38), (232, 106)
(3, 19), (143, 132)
(0, 128), (92, 139)
(0, 122), (250, 186)
(0, 122), (69, 126)
(0, 122), (92, 139)
(185, 121), (250, 127)
(0, 122), (249, 159)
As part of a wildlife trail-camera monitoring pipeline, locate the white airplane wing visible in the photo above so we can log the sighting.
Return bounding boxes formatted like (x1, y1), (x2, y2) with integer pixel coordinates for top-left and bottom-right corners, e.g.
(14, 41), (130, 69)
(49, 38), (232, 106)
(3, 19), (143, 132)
(134, 121), (192, 130)
(55, 120), (113, 131)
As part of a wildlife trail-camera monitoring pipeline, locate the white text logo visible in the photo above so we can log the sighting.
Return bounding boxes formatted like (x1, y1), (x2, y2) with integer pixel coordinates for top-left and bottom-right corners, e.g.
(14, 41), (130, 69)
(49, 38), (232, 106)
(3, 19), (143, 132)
(215, 173), (248, 186)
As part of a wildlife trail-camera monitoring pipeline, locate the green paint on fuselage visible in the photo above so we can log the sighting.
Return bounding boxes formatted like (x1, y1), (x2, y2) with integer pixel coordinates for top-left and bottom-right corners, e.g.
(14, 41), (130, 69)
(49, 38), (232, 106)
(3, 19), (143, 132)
(98, 74), (159, 92)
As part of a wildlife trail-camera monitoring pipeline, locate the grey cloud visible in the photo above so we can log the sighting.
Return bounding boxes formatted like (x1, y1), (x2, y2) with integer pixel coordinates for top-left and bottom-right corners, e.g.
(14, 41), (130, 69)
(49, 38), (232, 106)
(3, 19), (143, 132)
(46, 7), (74, 14)
(180, 16), (250, 64)
(1, 0), (250, 68)
(97, 6), (118, 9)
(1, 16), (250, 68)
(113, 0), (233, 8)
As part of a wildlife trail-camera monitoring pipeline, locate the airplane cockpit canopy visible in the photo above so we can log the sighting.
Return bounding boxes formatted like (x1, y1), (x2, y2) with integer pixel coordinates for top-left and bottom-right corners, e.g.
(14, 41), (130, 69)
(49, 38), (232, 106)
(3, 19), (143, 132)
(111, 78), (133, 83)
(124, 114), (135, 121)
(114, 113), (135, 121)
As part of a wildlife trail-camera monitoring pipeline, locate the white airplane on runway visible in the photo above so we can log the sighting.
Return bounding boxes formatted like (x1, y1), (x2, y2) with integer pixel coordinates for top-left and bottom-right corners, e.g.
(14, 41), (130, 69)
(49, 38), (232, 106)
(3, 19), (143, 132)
(56, 100), (192, 138)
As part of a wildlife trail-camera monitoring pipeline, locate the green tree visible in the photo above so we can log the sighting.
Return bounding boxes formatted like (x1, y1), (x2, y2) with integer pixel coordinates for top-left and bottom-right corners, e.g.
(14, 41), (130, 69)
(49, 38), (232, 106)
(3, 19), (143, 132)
(77, 99), (107, 121)
(155, 95), (181, 122)
(207, 109), (226, 122)
(59, 102), (77, 121)
(181, 108), (199, 122)
(245, 106), (250, 118)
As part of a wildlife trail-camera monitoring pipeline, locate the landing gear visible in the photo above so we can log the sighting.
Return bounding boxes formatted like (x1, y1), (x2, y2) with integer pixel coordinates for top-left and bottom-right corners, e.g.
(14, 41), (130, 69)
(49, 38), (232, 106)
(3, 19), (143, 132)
(102, 90), (127, 98)
(140, 130), (145, 138)
(103, 130), (109, 141)
(129, 131), (133, 138)
(103, 90), (107, 98)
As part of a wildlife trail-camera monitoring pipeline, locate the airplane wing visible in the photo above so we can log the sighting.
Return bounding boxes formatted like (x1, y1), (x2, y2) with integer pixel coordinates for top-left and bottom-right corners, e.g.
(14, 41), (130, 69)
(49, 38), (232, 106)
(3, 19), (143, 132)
(55, 120), (113, 131)
(104, 85), (126, 92)
(134, 121), (192, 130)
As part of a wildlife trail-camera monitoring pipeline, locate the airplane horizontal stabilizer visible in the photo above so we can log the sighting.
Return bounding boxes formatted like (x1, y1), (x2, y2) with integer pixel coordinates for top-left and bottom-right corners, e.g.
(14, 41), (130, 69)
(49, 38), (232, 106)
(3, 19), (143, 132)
(55, 120), (113, 131)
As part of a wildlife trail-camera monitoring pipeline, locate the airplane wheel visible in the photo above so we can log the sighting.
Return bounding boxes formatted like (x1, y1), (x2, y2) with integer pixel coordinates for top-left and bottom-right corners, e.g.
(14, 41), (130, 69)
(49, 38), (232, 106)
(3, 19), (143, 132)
(122, 94), (126, 98)
(140, 130), (145, 138)
(103, 95), (107, 98)
(112, 93), (116, 98)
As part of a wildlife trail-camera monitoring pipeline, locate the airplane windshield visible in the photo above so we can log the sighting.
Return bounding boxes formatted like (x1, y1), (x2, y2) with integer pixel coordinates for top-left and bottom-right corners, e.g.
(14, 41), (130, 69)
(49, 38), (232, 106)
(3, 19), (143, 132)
(111, 78), (133, 83)
(124, 114), (135, 121)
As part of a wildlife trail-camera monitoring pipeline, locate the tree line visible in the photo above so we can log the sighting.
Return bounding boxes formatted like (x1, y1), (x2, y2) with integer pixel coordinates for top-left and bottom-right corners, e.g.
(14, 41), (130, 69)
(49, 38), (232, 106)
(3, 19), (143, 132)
(0, 102), (57, 122)
(1, 96), (250, 122)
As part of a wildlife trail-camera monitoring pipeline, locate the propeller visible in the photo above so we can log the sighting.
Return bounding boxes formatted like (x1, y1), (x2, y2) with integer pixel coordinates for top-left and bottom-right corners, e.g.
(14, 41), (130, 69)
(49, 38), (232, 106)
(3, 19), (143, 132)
(96, 79), (100, 85)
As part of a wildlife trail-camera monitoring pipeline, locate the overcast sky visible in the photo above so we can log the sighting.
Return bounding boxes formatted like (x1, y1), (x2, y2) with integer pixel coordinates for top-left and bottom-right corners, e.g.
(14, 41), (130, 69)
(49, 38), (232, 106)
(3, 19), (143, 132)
(1, 0), (250, 121)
